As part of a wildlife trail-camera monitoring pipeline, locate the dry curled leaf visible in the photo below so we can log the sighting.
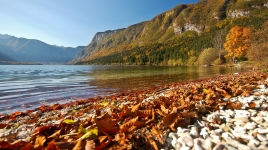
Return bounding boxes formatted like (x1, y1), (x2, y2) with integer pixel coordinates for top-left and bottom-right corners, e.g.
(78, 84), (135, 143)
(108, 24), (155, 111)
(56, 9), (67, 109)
(96, 114), (119, 135)
(226, 101), (242, 110)
(34, 135), (47, 147)
(120, 116), (139, 130)
(160, 104), (169, 114)
(146, 132), (159, 150)
(73, 140), (86, 150)
(131, 103), (141, 112)
(163, 113), (178, 126)
(32, 125), (58, 136)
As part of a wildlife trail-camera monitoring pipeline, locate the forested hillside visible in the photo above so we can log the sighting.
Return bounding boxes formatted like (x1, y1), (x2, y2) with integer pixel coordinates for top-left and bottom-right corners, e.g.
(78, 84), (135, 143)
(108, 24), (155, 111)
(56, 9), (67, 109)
(73, 0), (268, 66)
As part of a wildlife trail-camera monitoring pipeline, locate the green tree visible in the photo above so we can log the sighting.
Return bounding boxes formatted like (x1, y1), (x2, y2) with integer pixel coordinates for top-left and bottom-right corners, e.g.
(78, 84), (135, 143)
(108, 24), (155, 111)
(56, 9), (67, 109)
(197, 48), (218, 65)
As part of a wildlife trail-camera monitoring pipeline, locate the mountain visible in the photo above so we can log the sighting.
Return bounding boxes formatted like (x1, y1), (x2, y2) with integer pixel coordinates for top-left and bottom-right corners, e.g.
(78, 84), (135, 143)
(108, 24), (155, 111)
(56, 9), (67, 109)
(71, 0), (268, 65)
(0, 34), (85, 63)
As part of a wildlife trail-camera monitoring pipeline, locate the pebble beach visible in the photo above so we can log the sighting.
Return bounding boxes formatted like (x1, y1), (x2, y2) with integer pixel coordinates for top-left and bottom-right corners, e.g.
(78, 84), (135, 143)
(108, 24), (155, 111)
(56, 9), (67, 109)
(0, 70), (268, 150)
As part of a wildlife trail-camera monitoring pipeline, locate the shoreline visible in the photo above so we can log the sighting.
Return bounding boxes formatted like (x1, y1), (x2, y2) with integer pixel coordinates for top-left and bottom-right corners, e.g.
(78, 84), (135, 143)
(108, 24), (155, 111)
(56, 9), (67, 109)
(0, 70), (268, 149)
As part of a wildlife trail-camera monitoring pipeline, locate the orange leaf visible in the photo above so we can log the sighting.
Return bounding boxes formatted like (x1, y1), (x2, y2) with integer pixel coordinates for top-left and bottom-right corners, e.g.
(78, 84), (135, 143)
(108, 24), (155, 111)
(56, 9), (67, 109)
(46, 140), (59, 150)
(248, 102), (256, 109)
(131, 103), (141, 112)
(226, 102), (242, 110)
(35, 135), (47, 147)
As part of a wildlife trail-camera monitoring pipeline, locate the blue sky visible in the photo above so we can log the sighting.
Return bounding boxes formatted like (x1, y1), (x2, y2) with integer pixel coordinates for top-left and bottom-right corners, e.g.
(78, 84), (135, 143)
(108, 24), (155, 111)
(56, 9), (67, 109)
(1, 0), (198, 47)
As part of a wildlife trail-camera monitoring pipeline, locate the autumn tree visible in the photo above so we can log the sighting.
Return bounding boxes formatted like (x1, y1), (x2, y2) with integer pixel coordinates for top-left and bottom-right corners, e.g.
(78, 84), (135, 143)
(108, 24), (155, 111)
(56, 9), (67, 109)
(224, 26), (251, 61)
(247, 21), (268, 63)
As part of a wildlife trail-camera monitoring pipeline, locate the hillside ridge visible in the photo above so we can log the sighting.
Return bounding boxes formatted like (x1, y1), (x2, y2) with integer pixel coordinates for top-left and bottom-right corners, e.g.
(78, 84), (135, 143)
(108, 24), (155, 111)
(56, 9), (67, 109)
(71, 0), (268, 65)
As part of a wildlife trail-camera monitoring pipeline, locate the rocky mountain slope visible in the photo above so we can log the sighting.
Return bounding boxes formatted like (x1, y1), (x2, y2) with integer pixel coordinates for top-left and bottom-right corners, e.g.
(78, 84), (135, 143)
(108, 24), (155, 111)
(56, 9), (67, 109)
(0, 34), (85, 63)
(71, 0), (268, 65)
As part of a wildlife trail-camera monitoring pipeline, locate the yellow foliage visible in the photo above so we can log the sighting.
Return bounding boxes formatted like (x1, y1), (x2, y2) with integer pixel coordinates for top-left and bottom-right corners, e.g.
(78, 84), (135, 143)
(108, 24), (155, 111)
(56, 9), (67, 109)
(224, 26), (251, 59)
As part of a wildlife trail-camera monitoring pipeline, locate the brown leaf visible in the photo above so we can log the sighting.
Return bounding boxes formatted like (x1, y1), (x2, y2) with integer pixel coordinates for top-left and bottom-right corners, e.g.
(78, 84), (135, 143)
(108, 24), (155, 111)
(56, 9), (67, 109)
(47, 130), (61, 139)
(163, 113), (178, 126)
(174, 118), (191, 128)
(119, 106), (135, 119)
(53, 141), (77, 150)
(146, 133), (159, 150)
(179, 112), (198, 119)
(96, 114), (119, 135)
(138, 109), (153, 117)
(120, 116), (139, 130)
(32, 125), (58, 136)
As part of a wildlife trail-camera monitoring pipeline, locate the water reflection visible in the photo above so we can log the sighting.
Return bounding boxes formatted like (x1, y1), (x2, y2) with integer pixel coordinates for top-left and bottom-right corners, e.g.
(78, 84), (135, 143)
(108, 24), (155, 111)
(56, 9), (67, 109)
(88, 66), (245, 93)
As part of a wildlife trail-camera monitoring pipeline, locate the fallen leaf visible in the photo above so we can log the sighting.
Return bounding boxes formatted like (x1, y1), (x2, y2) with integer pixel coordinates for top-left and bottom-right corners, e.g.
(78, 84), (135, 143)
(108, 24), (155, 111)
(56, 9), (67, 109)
(73, 140), (86, 150)
(163, 113), (178, 126)
(131, 103), (141, 112)
(32, 125), (58, 136)
(63, 119), (76, 124)
(35, 135), (46, 147)
(248, 102), (256, 109)
(96, 114), (119, 135)
(78, 128), (98, 141)
(226, 101), (242, 110)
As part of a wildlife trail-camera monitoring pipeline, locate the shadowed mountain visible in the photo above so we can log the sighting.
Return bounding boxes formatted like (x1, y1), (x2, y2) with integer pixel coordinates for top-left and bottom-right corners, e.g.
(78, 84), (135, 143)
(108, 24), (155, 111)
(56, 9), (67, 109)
(0, 34), (85, 63)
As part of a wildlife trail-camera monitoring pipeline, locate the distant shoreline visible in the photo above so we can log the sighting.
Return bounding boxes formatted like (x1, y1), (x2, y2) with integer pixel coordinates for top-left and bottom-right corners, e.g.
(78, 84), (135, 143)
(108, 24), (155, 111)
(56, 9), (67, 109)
(0, 61), (43, 65)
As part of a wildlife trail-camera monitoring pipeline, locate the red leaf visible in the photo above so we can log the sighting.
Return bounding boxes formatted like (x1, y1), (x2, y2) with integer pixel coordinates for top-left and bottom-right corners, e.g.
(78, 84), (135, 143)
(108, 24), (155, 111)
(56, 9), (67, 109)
(32, 125), (58, 136)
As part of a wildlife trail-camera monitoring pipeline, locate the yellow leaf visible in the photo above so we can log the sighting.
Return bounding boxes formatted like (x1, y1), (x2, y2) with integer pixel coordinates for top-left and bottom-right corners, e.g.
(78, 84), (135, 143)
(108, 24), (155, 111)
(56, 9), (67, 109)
(100, 101), (109, 107)
(78, 128), (98, 141)
(78, 126), (87, 134)
(63, 119), (76, 124)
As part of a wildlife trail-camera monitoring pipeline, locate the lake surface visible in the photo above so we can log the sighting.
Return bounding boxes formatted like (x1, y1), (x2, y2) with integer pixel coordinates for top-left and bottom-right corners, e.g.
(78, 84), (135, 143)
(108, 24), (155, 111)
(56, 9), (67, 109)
(0, 65), (245, 114)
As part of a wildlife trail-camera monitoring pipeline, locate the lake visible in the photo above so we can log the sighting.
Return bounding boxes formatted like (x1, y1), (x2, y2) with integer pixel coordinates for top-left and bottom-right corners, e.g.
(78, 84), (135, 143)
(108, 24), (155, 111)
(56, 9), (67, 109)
(0, 65), (245, 114)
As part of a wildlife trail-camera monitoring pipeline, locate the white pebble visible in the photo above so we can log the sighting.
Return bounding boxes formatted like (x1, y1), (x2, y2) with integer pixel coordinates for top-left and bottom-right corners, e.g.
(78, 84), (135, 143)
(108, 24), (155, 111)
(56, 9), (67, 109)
(177, 134), (194, 147)
(244, 122), (256, 130)
(237, 143), (251, 150)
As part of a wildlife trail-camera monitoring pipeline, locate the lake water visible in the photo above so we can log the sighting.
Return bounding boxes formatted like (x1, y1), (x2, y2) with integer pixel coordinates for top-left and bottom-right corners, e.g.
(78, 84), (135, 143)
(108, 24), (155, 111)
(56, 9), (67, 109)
(0, 65), (245, 114)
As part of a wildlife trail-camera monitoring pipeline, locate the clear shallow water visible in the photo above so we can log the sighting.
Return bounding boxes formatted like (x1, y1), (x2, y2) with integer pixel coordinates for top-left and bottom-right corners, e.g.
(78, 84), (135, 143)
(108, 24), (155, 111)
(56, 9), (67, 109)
(0, 65), (245, 114)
